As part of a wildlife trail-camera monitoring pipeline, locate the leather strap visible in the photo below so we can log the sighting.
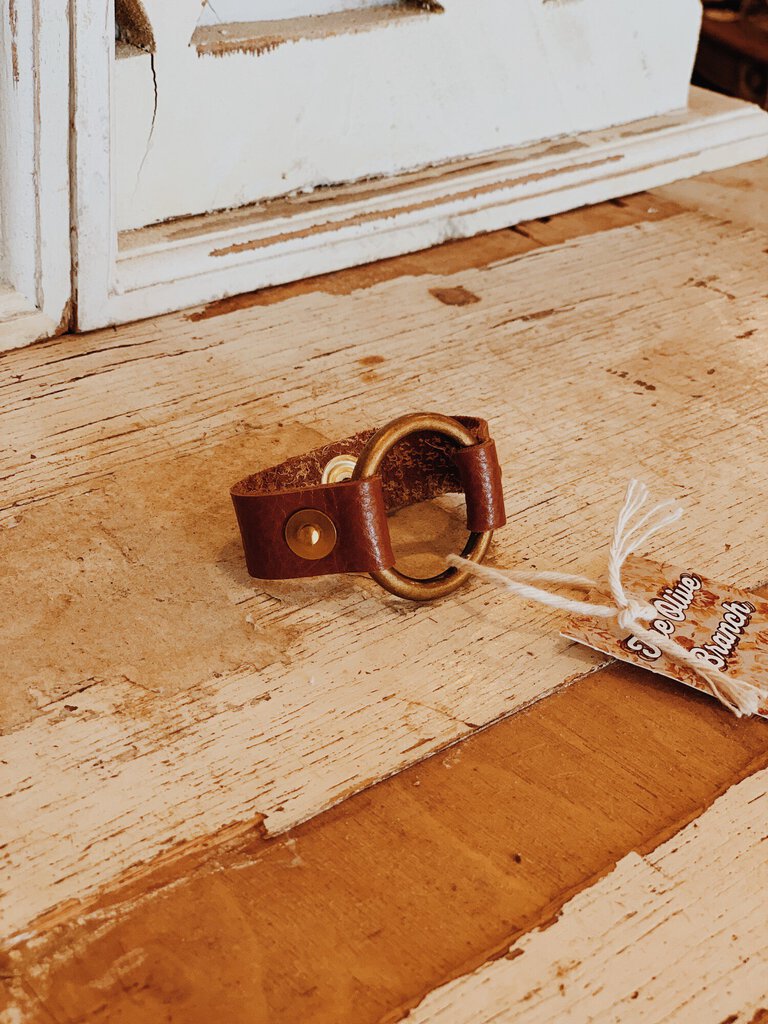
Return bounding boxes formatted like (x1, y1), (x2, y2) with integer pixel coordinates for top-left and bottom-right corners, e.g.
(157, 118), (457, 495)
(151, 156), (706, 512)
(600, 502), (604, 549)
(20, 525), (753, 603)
(231, 415), (506, 580)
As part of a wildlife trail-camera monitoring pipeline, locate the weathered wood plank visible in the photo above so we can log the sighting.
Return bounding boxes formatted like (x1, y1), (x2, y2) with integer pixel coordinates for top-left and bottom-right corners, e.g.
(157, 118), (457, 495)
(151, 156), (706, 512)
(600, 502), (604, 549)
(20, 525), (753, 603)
(2, 208), (768, 946)
(2, 664), (767, 1024)
(656, 159), (768, 234)
(409, 767), (768, 1024)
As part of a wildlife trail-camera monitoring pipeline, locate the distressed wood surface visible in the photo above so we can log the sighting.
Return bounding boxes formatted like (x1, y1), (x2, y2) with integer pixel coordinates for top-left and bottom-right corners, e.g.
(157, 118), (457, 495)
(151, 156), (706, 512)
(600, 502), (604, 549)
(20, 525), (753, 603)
(2, 662), (766, 1024)
(410, 767), (768, 1024)
(656, 162), (768, 234)
(100, 87), (768, 329)
(3, 192), (768, 948)
(191, 7), (437, 58)
(115, 0), (700, 229)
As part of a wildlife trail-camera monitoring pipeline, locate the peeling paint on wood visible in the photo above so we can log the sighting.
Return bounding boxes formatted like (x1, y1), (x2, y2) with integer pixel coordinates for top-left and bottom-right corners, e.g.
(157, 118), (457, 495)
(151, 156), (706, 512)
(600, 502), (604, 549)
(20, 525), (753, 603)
(0, 0), (71, 350)
(408, 768), (768, 1024)
(2, 208), (768, 947)
(115, 0), (156, 52)
(192, 5), (441, 58)
(114, 0), (703, 232)
(96, 92), (768, 331)
(182, 190), (673, 321)
(8, 0), (18, 83)
(2, 661), (768, 1024)
(206, 157), (624, 257)
(118, 135), (598, 251)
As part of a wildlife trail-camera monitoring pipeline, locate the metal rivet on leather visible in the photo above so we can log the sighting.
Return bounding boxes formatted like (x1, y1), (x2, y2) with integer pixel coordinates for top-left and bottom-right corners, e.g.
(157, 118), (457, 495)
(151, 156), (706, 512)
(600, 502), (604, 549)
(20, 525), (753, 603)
(321, 454), (357, 485)
(284, 509), (338, 560)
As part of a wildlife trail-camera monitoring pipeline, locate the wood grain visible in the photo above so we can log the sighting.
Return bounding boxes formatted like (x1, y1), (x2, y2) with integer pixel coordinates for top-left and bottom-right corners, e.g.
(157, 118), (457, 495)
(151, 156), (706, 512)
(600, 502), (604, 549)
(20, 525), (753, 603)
(2, 664), (767, 1024)
(656, 161), (768, 235)
(411, 767), (768, 1024)
(3, 203), (768, 946)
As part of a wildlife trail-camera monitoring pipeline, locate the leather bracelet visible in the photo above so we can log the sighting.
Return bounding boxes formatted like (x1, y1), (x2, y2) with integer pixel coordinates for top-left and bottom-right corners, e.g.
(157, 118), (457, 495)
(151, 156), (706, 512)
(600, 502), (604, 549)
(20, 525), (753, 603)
(230, 412), (506, 601)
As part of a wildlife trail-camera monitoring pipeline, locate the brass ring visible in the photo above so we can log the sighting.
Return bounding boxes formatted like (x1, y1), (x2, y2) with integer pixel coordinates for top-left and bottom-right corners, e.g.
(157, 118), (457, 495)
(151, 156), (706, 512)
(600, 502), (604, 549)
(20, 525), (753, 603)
(351, 413), (493, 601)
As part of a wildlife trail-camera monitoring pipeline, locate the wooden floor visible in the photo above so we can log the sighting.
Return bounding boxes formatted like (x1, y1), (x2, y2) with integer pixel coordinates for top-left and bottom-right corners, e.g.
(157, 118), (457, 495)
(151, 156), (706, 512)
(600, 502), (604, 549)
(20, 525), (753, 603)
(2, 162), (768, 1023)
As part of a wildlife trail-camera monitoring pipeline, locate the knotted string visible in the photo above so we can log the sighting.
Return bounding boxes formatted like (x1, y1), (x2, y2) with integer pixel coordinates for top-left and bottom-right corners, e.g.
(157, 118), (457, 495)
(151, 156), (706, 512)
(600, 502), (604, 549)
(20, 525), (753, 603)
(449, 480), (763, 718)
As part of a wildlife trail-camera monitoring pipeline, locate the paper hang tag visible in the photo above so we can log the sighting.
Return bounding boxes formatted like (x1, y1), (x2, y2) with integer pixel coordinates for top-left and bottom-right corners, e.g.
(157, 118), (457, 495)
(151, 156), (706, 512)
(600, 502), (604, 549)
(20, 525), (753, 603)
(561, 556), (768, 718)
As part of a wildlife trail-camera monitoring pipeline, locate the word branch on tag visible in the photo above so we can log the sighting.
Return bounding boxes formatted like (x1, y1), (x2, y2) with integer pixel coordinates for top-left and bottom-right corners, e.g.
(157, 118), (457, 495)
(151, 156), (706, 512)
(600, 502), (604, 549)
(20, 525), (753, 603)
(561, 557), (768, 719)
(450, 480), (768, 718)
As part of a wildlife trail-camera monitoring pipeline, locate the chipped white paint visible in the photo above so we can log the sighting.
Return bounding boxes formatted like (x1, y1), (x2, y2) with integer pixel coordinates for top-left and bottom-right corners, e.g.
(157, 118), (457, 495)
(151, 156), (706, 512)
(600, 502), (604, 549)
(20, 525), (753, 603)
(0, 0), (71, 350)
(409, 768), (768, 1024)
(74, 0), (768, 331)
(196, 0), (392, 25)
(79, 74), (768, 331)
(115, 0), (701, 230)
(2, 209), (768, 942)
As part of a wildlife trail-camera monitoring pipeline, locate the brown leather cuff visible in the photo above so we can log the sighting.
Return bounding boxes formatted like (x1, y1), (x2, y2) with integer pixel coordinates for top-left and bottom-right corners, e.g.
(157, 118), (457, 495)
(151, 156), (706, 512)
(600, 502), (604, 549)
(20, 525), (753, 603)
(231, 415), (506, 581)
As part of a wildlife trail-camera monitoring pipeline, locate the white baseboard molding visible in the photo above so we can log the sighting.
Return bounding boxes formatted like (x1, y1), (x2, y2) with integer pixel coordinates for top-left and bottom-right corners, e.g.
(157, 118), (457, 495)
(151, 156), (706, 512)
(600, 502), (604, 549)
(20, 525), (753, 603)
(0, 288), (64, 355)
(86, 88), (768, 330)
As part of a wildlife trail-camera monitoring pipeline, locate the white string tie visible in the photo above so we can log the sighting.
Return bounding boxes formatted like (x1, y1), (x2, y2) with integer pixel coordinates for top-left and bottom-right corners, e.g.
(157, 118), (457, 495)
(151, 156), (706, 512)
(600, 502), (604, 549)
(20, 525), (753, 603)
(449, 480), (763, 718)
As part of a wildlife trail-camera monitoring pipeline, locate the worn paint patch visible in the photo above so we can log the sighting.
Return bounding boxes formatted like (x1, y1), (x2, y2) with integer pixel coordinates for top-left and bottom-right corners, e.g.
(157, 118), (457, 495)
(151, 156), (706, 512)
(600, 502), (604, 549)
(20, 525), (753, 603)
(8, 0), (18, 84)
(115, 0), (155, 52)
(0, 427), (310, 729)
(209, 156), (623, 258)
(192, 3), (442, 58)
(3, 666), (768, 1023)
(429, 286), (481, 306)
(408, 769), (768, 1024)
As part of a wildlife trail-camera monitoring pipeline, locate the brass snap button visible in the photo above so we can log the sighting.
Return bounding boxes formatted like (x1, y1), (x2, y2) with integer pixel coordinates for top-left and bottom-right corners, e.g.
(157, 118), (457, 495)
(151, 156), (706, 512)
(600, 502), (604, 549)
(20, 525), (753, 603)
(321, 454), (357, 484)
(285, 509), (338, 560)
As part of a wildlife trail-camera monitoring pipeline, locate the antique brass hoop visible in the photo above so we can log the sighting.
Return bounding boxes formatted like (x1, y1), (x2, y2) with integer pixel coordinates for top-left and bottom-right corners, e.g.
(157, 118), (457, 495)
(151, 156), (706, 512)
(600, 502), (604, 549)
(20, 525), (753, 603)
(351, 413), (493, 601)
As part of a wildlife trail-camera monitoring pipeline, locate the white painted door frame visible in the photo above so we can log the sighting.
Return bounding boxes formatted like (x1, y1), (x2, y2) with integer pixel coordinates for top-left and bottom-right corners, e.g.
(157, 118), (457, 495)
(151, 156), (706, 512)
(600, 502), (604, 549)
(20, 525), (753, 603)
(0, 0), (71, 352)
(73, 1), (768, 332)
(115, 0), (700, 233)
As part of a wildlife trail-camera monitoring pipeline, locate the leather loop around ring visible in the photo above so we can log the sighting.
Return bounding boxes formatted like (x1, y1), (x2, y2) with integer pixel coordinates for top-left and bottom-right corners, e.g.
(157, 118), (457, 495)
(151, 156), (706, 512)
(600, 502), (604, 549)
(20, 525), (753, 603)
(351, 413), (495, 600)
(453, 439), (505, 533)
(230, 414), (506, 597)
